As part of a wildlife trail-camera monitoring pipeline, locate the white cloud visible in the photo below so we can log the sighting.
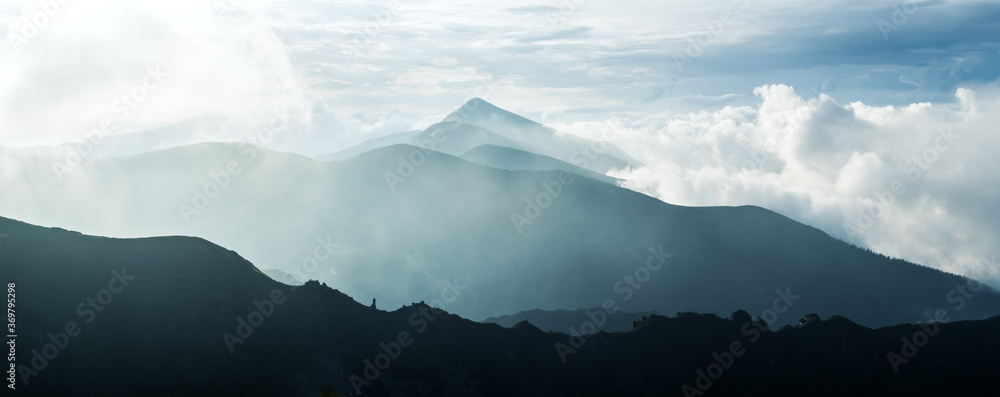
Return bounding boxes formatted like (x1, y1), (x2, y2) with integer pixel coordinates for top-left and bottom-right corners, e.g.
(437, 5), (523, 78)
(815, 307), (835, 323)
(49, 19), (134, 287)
(1, 0), (997, 286)
(546, 84), (1000, 286)
(0, 0), (307, 146)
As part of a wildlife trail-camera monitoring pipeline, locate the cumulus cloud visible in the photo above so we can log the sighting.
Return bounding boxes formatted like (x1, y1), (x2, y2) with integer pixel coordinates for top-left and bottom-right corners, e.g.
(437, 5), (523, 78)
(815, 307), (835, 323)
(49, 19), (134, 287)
(4, 0), (999, 152)
(1, 1), (998, 286)
(0, 0), (308, 146)
(544, 83), (1000, 286)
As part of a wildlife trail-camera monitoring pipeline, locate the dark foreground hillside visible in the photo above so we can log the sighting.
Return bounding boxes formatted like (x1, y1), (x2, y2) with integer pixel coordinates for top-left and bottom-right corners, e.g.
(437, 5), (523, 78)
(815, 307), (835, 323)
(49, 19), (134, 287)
(3, 215), (999, 396)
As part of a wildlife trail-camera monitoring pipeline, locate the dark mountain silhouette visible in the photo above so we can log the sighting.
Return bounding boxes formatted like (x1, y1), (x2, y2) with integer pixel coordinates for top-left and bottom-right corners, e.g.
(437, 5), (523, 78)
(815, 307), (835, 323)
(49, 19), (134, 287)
(460, 143), (622, 184)
(4, 216), (1000, 396)
(1, 141), (999, 328)
(483, 308), (656, 333)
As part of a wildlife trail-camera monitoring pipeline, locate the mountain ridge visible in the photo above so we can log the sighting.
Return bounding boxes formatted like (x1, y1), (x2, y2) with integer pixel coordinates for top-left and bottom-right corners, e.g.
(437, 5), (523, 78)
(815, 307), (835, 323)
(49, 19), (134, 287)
(5, 215), (1000, 396)
(1, 141), (996, 328)
(317, 98), (639, 174)
(460, 143), (622, 185)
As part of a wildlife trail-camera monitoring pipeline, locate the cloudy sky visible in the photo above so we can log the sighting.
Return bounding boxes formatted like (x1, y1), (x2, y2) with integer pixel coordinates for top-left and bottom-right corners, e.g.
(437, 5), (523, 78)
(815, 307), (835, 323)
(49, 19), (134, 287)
(1, 0), (999, 283)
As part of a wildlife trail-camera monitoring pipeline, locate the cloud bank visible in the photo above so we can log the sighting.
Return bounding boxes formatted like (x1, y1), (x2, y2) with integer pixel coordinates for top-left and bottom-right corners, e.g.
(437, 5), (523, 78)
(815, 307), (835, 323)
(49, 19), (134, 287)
(1, 0), (998, 284)
(546, 83), (1000, 285)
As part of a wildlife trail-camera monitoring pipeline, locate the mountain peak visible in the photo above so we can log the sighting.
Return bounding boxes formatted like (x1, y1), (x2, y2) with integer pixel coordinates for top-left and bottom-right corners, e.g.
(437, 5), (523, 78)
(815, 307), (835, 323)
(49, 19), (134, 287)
(444, 97), (537, 127)
(463, 96), (492, 108)
(459, 97), (505, 112)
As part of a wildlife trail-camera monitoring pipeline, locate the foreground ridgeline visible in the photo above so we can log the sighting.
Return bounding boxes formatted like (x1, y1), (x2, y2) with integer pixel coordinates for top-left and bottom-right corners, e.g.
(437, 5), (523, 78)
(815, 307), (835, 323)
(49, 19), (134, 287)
(3, 216), (999, 396)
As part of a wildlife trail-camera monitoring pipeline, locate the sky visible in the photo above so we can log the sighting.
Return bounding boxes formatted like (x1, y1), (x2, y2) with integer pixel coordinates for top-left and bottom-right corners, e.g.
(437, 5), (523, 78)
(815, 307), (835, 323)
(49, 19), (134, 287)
(1, 0), (999, 283)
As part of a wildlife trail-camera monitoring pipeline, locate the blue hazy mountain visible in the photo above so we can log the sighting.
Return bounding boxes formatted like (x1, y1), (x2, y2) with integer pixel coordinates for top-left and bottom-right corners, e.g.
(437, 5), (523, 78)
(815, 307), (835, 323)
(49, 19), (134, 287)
(316, 98), (638, 174)
(406, 121), (543, 156)
(1, 142), (997, 328)
(443, 98), (640, 173)
(460, 144), (622, 185)
(315, 130), (422, 161)
(0, 114), (230, 158)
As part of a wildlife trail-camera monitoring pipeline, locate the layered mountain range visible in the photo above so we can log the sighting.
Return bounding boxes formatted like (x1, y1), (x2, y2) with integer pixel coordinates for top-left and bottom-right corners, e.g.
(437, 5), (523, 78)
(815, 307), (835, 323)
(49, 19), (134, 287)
(0, 98), (998, 330)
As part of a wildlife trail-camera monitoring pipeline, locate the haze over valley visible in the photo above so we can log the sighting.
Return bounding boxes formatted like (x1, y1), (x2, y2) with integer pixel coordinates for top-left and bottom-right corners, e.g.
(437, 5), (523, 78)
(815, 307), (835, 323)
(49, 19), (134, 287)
(2, 0), (999, 395)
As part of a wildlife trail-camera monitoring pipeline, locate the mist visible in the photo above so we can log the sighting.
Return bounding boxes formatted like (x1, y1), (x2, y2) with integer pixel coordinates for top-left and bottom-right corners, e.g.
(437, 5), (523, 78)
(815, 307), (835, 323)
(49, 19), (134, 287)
(3, 1), (1000, 395)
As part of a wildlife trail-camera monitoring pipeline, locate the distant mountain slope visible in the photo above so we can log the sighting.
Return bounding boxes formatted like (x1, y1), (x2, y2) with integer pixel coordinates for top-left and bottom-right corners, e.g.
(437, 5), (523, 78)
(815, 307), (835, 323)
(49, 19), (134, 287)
(315, 130), (421, 161)
(1, 143), (998, 327)
(409, 122), (542, 156)
(263, 267), (305, 286)
(460, 144), (622, 185)
(315, 98), (638, 174)
(0, 115), (229, 158)
(482, 308), (655, 333)
(443, 98), (640, 173)
(4, 216), (1000, 396)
